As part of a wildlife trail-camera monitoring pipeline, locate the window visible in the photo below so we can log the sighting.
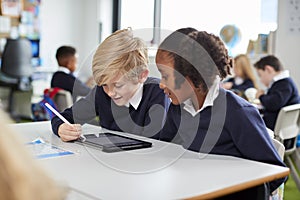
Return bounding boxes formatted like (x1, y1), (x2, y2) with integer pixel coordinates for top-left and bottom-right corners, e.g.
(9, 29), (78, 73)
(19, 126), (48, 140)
(119, 0), (278, 56)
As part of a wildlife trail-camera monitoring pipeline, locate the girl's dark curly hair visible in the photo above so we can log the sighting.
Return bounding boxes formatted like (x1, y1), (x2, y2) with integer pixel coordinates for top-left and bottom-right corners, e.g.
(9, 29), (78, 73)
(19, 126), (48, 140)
(157, 28), (232, 92)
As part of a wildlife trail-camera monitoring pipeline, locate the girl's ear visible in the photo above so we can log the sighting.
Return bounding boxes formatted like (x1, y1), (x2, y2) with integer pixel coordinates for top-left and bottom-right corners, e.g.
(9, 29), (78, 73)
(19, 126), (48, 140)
(138, 69), (149, 83)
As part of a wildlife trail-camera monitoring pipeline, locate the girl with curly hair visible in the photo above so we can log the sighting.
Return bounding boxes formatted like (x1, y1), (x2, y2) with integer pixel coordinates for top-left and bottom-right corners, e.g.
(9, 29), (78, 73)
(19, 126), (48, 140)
(155, 28), (286, 199)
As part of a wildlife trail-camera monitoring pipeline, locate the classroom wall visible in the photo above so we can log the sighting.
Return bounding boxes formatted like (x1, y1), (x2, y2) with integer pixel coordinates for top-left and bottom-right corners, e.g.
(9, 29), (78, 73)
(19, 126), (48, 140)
(98, 0), (113, 42)
(39, 0), (99, 82)
(1, 0), (109, 110)
(275, 0), (300, 89)
(2, 1), (299, 108)
(39, 0), (114, 83)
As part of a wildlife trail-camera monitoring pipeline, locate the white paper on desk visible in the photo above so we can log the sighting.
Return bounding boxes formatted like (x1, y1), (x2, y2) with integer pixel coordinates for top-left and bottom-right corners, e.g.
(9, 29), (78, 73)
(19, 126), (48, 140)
(26, 138), (74, 159)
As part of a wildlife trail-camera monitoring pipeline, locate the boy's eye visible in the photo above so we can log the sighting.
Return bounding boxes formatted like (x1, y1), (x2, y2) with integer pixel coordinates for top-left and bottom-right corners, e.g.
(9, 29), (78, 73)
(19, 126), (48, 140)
(115, 84), (124, 89)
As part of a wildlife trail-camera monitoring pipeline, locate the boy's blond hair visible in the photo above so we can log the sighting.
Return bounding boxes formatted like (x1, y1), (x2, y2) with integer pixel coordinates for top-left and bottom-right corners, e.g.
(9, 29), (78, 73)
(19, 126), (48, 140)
(92, 28), (149, 85)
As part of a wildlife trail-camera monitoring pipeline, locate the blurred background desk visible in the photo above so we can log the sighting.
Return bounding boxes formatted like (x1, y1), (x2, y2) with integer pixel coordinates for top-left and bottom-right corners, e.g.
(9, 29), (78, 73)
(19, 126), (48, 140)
(11, 121), (289, 200)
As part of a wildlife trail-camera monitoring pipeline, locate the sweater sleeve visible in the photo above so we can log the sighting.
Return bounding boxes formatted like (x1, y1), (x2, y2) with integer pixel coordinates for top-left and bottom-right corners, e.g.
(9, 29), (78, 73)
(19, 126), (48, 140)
(260, 80), (294, 111)
(51, 107), (73, 136)
(51, 87), (98, 136)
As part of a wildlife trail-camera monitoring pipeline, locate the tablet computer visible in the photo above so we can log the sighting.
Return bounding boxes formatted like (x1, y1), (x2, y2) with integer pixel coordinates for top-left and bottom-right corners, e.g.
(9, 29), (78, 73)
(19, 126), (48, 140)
(75, 132), (152, 153)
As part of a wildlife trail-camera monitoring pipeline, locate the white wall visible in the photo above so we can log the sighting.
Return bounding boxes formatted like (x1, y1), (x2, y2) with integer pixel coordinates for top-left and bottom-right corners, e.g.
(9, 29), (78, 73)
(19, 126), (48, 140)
(98, 0), (113, 41)
(38, 0), (300, 89)
(39, 0), (100, 82)
(39, 0), (114, 83)
(40, 0), (84, 68)
(275, 0), (300, 89)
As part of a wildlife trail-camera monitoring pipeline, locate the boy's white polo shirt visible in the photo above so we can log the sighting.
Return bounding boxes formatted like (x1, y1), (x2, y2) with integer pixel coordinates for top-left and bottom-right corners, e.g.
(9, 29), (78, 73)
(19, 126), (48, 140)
(268, 70), (290, 89)
(57, 66), (71, 74)
(125, 83), (143, 110)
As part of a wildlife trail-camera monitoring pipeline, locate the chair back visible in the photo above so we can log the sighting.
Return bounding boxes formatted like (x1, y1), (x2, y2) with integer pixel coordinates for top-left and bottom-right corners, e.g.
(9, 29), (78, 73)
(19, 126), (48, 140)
(1, 38), (33, 78)
(274, 104), (300, 155)
(52, 89), (73, 112)
(272, 138), (285, 160)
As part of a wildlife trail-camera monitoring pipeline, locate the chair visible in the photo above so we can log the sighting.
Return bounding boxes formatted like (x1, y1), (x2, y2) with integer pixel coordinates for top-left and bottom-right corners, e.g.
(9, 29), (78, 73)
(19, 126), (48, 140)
(271, 138), (285, 200)
(51, 89), (73, 112)
(272, 138), (285, 160)
(267, 127), (285, 199)
(0, 38), (33, 120)
(274, 104), (300, 191)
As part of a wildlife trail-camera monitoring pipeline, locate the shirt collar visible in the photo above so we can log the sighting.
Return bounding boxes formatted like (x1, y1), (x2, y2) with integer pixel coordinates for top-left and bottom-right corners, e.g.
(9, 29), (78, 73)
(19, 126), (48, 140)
(125, 83), (143, 110)
(183, 76), (220, 117)
(273, 70), (289, 82)
(58, 66), (71, 74)
(268, 70), (290, 88)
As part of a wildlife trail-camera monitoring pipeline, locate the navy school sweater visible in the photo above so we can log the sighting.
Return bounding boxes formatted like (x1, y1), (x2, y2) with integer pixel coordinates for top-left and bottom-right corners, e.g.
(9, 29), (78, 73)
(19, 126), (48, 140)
(51, 77), (170, 139)
(226, 77), (254, 92)
(51, 71), (91, 100)
(159, 88), (287, 193)
(259, 78), (300, 130)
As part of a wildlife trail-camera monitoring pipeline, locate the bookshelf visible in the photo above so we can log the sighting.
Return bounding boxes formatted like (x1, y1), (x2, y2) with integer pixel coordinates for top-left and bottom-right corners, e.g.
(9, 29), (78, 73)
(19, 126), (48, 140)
(0, 0), (41, 66)
(247, 31), (276, 58)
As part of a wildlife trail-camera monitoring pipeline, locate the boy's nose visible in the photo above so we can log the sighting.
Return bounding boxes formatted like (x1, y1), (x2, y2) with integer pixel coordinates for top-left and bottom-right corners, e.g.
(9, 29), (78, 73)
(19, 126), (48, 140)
(107, 88), (116, 97)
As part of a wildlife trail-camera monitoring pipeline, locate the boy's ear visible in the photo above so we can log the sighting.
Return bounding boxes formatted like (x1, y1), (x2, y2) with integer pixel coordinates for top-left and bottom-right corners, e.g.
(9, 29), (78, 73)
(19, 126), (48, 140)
(138, 69), (149, 83)
(66, 60), (71, 67)
(265, 65), (274, 73)
(66, 58), (75, 72)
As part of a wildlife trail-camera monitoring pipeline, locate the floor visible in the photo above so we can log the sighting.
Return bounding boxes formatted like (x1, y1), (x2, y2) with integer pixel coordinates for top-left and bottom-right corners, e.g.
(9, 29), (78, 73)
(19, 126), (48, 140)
(284, 175), (300, 199)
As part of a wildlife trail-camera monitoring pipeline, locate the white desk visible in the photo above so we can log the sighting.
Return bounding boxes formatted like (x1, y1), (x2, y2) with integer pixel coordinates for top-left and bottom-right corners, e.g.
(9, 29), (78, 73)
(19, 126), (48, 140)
(11, 121), (289, 200)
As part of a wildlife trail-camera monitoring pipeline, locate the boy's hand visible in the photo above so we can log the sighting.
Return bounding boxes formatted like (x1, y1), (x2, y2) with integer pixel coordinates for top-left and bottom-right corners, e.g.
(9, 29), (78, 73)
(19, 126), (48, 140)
(256, 89), (265, 99)
(58, 123), (82, 142)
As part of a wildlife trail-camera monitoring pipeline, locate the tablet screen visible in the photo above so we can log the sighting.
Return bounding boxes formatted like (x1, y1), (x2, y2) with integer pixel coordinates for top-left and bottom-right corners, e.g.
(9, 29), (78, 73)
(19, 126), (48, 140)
(85, 133), (142, 147)
(77, 132), (152, 152)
